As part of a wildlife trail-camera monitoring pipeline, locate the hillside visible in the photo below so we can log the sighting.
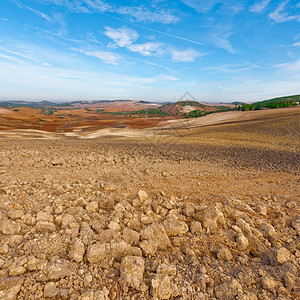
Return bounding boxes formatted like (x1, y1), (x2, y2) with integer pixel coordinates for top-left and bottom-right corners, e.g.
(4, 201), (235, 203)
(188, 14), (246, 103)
(254, 94), (300, 106)
(159, 101), (231, 116)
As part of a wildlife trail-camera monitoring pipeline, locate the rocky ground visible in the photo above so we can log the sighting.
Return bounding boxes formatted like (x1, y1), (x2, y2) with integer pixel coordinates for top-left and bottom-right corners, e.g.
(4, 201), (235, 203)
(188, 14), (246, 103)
(1, 106), (300, 300)
(0, 137), (299, 300)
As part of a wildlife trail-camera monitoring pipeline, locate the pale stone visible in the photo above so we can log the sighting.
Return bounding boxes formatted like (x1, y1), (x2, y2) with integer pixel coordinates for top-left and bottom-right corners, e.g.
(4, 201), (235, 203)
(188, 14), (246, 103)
(47, 263), (72, 280)
(44, 282), (58, 298)
(36, 211), (54, 223)
(138, 190), (148, 202)
(236, 233), (249, 250)
(0, 219), (21, 235)
(217, 248), (233, 261)
(69, 239), (85, 262)
(215, 279), (243, 300)
(183, 203), (195, 217)
(9, 265), (26, 276)
(261, 276), (277, 290)
(269, 247), (292, 265)
(0, 277), (23, 300)
(122, 227), (140, 245)
(110, 239), (142, 261)
(163, 215), (189, 237)
(35, 221), (56, 233)
(151, 275), (175, 299)
(141, 223), (171, 251)
(87, 242), (107, 264)
(86, 201), (99, 214)
(120, 255), (145, 289)
(190, 221), (202, 235)
(8, 209), (24, 220)
(157, 264), (177, 277)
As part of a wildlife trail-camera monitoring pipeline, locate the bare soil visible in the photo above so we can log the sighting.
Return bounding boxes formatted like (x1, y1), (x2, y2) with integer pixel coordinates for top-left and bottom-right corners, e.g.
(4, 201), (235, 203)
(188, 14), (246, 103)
(0, 107), (299, 299)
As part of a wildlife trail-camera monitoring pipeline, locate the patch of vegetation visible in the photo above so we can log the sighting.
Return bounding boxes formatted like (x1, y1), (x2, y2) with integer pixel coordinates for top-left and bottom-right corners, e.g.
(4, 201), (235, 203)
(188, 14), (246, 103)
(236, 104), (262, 111)
(107, 109), (169, 117)
(185, 108), (232, 118)
(41, 108), (57, 116)
(254, 94), (300, 106)
(236, 100), (298, 111)
(177, 101), (208, 108)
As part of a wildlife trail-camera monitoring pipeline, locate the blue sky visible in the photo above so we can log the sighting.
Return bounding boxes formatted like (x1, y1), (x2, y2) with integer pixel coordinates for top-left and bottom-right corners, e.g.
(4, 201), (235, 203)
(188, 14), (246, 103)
(0, 0), (300, 102)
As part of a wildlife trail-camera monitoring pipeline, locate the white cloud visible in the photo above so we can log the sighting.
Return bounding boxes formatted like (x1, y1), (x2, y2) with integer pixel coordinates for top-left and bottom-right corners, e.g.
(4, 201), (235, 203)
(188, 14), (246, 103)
(116, 6), (179, 24)
(1, 18), (8, 22)
(38, 0), (179, 24)
(171, 49), (201, 62)
(158, 74), (179, 81)
(181, 0), (221, 13)
(128, 42), (164, 56)
(81, 50), (120, 65)
(250, 0), (271, 13)
(104, 26), (165, 57)
(104, 26), (201, 61)
(180, 0), (243, 14)
(26, 6), (51, 21)
(0, 53), (25, 64)
(292, 41), (300, 47)
(213, 36), (235, 53)
(0, 46), (40, 63)
(269, 0), (300, 23)
(104, 26), (139, 47)
(83, 0), (112, 12)
(276, 59), (300, 72)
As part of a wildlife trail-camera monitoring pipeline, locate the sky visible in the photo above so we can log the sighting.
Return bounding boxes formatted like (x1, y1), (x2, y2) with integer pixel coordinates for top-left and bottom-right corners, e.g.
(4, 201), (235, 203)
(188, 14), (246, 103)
(0, 0), (300, 102)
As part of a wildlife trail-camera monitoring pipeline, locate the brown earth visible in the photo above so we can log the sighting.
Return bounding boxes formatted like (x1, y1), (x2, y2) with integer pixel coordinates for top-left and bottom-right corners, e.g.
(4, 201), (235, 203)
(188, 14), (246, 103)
(0, 107), (299, 299)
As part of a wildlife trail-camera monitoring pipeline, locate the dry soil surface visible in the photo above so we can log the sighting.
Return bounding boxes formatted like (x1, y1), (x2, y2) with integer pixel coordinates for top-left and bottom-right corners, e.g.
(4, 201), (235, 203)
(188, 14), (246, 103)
(0, 108), (299, 299)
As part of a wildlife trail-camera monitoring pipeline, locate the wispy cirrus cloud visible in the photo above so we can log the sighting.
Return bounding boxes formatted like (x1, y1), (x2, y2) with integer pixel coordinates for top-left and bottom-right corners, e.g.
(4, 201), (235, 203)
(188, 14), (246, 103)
(180, 0), (243, 14)
(0, 52), (25, 64)
(0, 46), (40, 63)
(170, 49), (201, 62)
(213, 36), (235, 53)
(181, 0), (221, 13)
(25, 5), (51, 21)
(158, 74), (179, 81)
(269, 0), (300, 23)
(80, 50), (120, 65)
(210, 25), (236, 53)
(116, 6), (179, 24)
(35, 0), (179, 24)
(13, 2), (51, 21)
(250, 0), (271, 13)
(276, 59), (300, 72)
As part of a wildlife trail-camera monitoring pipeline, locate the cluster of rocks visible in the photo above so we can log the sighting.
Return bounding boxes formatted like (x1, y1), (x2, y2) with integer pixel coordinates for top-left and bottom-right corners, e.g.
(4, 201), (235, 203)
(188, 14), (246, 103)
(0, 180), (299, 299)
(0, 142), (299, 299)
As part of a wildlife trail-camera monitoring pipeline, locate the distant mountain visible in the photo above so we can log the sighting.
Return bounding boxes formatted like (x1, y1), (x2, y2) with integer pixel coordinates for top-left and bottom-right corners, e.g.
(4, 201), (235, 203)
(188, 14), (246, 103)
(231, 101), (245, 105)
(0, 99), (148, 108)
